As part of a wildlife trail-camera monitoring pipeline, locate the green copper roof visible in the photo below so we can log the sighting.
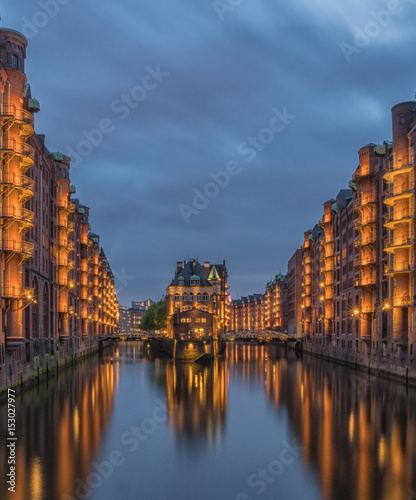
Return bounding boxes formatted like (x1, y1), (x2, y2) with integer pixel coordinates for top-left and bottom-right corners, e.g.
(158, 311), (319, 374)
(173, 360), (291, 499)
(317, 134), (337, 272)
(51, 152), (63, 162)
(28, 98), (40, 112)
(208, 265), (220, 281)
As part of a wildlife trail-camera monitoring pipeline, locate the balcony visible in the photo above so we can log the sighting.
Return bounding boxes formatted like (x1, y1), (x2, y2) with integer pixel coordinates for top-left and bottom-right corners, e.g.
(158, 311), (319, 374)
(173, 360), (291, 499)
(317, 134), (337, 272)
(353, 165), (374, 181)
(393, 296), (413, 307)
(0, 239), (34, 257)
(0, 139), (35, 169)
(1, 286), (34, 300)
(355, 275), (376, 288)
(57, 218), (75, 232)
(0, 206), (34, 226)
(57, 201), (75, 213)
(0, 172), (34, 200)
(57, 276), (68, 286)
(355, 195), (376, 210)
(354, 256), (376, 268)
(384, 209), (414, 229)
(1, 104), (34, 137)
(354, 215), (376, 229)
(384, 158), (414, 182)
(385, 260), (415, 275)
(356, 235), (376, 248)
(384, 235), (414, 252)
(325, 248), (333, 258)
(384, 183), (414, 206)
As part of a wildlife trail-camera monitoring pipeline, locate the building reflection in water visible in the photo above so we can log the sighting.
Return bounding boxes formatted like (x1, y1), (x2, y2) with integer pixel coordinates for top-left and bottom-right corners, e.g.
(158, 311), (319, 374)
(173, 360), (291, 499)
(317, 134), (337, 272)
(0, 342), (415, 500)
(226, 343), (416, 500)
(162, 361), (228, 449)
(0, 350), (117, 500)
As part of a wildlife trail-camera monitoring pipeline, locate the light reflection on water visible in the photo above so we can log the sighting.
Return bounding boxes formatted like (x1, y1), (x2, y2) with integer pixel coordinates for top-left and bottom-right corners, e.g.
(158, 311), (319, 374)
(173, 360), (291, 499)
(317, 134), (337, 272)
(0, 342), (415, 500)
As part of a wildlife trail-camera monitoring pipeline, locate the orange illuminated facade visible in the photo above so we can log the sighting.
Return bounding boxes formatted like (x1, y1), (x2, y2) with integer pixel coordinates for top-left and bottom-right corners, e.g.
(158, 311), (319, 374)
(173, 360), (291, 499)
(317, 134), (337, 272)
(228, 99), (416, 379)
(0, 28), (119, 389)
(166, 259), (228, 340)
(301, 100), (416, 379)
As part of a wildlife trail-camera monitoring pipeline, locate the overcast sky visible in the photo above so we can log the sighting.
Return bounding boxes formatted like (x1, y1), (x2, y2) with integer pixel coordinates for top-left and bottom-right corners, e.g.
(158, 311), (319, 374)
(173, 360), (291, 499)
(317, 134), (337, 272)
(3, 0), (416, 305)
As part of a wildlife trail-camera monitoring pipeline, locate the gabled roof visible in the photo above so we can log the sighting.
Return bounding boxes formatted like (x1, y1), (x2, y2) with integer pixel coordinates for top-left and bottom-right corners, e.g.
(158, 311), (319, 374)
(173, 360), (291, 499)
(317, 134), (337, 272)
(170, 260), (211, 287)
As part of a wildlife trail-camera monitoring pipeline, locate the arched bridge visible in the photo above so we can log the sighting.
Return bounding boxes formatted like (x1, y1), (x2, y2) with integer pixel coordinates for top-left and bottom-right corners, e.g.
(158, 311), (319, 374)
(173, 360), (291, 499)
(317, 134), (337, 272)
(98, 334), (159, 342)
(224, 330), (300, 345)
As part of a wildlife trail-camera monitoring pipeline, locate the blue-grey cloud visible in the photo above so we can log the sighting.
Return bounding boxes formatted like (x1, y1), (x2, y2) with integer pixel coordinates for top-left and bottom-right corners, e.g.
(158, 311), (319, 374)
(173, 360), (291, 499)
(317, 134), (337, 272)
(3, 0), (416, 304)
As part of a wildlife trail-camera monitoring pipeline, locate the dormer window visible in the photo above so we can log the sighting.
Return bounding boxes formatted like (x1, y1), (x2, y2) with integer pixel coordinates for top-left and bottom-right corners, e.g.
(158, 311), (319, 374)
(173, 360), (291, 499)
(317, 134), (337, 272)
(178, 276), (184, 285)
(12, 55), (19, 70)
(190, 275), (200, 286)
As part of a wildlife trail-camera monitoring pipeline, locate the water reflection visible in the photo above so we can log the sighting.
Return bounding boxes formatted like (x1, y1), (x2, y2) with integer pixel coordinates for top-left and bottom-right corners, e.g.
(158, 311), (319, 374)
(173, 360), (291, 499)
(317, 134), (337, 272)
(226, 343), (416, 500)
(0, 342), (415, 500)
(0, 352), (117, 500)
(163, 361), (227, 449)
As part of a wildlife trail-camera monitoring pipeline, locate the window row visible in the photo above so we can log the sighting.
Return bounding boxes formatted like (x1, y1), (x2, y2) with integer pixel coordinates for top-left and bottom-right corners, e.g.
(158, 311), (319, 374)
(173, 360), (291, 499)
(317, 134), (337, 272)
(180, 317), (207, 323)
(173, 293), (209, 302)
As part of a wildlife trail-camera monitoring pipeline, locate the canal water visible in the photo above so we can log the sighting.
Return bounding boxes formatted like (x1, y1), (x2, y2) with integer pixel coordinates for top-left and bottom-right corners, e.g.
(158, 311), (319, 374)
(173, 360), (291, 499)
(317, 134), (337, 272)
(1, 342), (415, 500)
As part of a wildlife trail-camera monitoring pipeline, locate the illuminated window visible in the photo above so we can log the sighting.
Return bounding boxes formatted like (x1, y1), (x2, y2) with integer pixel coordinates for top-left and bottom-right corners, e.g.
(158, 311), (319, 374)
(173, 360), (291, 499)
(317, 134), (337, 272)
(195, 318), (201, 323)
(201, 318), (207, 323)
(12, 55), (19, 70)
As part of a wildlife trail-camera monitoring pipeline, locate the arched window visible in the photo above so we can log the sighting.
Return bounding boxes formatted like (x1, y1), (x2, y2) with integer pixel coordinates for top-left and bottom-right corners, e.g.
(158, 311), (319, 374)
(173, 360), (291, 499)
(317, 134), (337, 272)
(182, 293), (188, 302)
(12, 55), (19, 70)
(189, 293), (194, 302)
(174, 294), (180, 302)
(197, 293), (202, 302)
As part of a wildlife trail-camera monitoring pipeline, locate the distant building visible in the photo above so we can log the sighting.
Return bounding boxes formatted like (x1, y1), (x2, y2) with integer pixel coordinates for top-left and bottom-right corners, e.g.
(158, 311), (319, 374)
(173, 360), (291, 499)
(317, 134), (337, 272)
(284, 249), (303, 338)
(118, 299), (155, 333)
(119, 306), (131, 333)
(131, 299), (154, 332)
(166, 259), (228, 340)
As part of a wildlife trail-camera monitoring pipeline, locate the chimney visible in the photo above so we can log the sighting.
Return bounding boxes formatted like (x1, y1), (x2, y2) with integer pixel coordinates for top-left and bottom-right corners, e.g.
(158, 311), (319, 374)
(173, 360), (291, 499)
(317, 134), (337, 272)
(192, 260), (196, 273)
(176, 262), (183, 275)
(204, 262), (210, 272)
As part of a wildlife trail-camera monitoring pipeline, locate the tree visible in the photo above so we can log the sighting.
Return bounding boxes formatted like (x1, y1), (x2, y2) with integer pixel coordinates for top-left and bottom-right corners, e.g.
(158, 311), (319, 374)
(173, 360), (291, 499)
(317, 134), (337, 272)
(140, 300), (167, 332)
